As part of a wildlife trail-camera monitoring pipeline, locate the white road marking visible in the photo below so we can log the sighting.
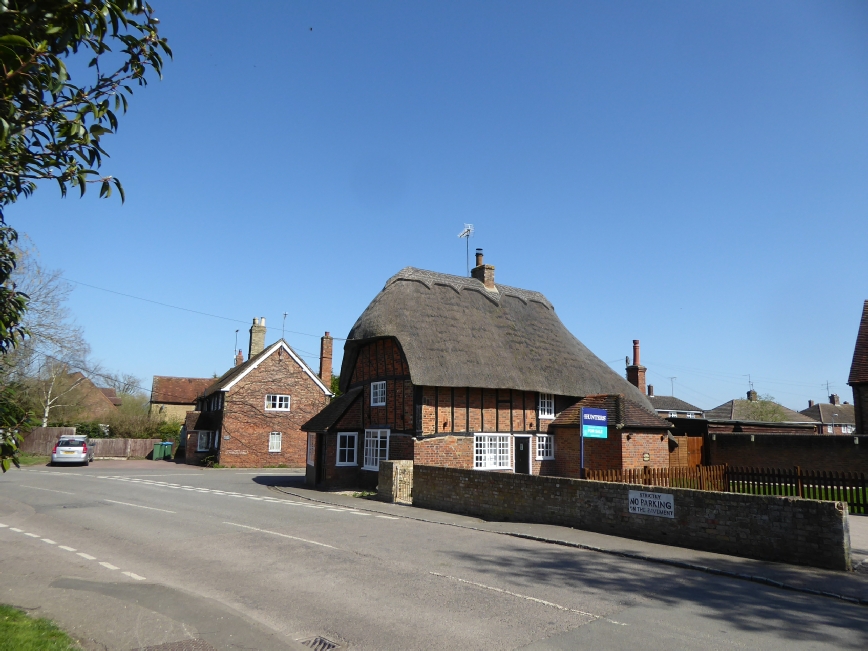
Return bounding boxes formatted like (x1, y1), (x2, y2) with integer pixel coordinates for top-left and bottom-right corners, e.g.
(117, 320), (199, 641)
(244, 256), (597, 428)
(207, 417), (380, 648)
(223, 522), (338, 549)
(59, 546), (76, 552)
(348, 512), (370, 516)
(19, 485), (75, 495)
(41, 539), (57, 544)
(99, 562), (119, 570)
(24, 532), (40, 537)
(0, 523), (7, 528)
(246, 497), (264, 501)
(376, 515), (400, 520)
(122, 571), (146, 580)
(10, 528), (23, 532)
(428, 572), (627, 625)
(77, 553), (96, 560)
(104, 499), (176, 514)
(327, 508), (347, 512)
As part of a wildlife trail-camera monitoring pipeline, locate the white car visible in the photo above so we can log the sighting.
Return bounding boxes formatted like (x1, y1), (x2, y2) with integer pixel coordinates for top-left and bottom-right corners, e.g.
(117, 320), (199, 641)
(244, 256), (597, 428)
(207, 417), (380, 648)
(50, 436), (94, 466)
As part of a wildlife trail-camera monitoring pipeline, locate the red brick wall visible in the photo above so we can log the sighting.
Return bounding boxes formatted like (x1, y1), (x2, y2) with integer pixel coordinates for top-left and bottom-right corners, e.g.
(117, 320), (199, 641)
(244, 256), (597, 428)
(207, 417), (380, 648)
(414, 435), (474, 469)
(621, 431), (670, 470)
(218, 350), (330, 468)
(707, 434), (868, 473)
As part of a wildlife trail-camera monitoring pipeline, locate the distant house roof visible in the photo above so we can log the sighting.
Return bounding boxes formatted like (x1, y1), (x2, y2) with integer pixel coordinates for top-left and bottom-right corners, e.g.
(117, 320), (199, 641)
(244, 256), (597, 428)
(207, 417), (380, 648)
(799, 403), (855, 425)
(648, 395), (703, 413)
(201, 339), (331, 398)
(151, 377), (213, 405)
(340, 267), (652, 409)
(301, 387), (363, 433)
(550, 394), (672, 430)
(849, 300), (868, 385)
(706, 398), (818, 423)
(98, 387), (123, 406)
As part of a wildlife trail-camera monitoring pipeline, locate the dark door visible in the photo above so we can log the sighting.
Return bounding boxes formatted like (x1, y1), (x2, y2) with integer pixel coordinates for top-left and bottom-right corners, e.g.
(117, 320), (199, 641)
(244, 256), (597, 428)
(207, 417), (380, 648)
(315, 434), (326, 484)
(515, 437), (531, 474)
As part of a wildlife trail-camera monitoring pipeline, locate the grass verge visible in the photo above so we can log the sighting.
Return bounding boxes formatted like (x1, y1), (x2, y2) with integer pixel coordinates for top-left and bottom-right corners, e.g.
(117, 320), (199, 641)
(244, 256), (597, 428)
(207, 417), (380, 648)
(0, 603), (79, 650)
(17, 453), (50, 467)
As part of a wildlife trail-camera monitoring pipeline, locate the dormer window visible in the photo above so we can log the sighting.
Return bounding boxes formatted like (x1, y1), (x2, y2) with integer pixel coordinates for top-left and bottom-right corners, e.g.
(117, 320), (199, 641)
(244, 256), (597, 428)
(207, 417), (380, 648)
(539, 393), (555, 419)
(371, 381), (386, 407)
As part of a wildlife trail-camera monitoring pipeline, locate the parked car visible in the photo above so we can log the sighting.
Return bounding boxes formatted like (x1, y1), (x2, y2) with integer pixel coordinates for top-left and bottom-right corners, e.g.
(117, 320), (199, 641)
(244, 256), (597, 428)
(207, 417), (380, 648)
(50, 436), (94, 466)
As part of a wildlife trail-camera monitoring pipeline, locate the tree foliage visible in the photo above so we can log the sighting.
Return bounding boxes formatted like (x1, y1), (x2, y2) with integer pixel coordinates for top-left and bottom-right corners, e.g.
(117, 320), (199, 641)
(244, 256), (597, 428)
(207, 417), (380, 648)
(741, 394), (787, 423)
(0, 0), (171, 210)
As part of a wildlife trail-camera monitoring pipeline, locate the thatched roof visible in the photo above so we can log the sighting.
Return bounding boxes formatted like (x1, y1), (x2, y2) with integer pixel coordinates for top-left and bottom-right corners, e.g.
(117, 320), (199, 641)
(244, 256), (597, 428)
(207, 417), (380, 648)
(340, 267), (652, 409)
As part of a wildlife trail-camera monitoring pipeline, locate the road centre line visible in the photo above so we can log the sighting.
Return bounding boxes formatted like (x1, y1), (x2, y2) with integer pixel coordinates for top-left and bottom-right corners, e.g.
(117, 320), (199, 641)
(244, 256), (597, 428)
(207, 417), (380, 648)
(59, 546), (76, 552)
(41, 539), (57, 544)
(104, 499), (176, 514)
(77, 552), (96, 560)
(24, 532), (40, 537)
(428, 572), (626, 625)
(223, 522), (338, 549)
(18, 485), (75, 495)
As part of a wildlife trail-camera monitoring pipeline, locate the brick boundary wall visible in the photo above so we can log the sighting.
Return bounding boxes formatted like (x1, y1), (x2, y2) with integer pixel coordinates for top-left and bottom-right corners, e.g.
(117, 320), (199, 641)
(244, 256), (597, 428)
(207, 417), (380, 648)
(412, 465), (852, 571)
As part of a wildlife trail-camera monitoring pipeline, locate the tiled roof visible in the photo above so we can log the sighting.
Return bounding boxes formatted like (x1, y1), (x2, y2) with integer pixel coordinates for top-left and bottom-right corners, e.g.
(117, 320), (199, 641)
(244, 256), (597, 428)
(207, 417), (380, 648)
(550, 394), (672, 430)
(98, 388), (123, 406)
(799, 403), (856, 425)
(301, 387), (363, 432)
(648, 395), (703, 413)
(706, 399), (818, 423)
(151, 377), (213, 405)
(183, 410), (221, 431)
(849, 301), (868, 384)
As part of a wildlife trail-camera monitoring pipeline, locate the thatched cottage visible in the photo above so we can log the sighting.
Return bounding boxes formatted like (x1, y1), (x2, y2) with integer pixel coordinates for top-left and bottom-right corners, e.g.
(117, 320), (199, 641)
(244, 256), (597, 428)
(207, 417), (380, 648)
(302, 251), (672, 488)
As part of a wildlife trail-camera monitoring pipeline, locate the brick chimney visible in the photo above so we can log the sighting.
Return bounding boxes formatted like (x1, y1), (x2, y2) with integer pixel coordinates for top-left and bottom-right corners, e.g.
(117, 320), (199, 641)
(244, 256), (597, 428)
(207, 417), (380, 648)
(470, 248), (497, 291)
(808, 400), (815, 408)
(234, 349), (244, 367)
(625, 339), (647, 395)
(747, 389), (758, 401)
(249, 317), (266, 358)
(830, 394), (841, 406)
(319, 331), (333, 388)
(648, 385), (654, 397)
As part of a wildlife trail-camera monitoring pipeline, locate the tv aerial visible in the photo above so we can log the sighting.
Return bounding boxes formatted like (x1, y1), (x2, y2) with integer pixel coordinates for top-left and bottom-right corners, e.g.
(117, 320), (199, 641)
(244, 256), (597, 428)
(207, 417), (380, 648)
(458, 224), (474, 276)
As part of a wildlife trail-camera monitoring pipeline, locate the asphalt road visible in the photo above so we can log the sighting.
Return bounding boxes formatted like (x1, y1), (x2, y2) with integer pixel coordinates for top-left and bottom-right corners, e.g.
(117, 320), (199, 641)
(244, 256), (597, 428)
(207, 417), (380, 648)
(1, 461), (867, 651)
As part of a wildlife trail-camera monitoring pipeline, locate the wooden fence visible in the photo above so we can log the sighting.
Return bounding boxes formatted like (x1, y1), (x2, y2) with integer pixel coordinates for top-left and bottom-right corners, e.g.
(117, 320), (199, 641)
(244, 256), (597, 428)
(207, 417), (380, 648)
(586, 465), (727, 492)
(20, 428), (162, 459)
(586, 464), (868, 515)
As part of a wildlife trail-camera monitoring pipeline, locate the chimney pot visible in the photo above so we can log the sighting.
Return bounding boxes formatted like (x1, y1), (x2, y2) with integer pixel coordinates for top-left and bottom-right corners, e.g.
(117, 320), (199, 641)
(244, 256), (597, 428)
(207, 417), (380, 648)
(830, 394), (841, 405)
(648, 385), (654, 397)
(808, 400), (814, 408)
(747, 390), (758, 401)
(235, 349), (244, 367)
(632, 340), (640, 366)
(470, 249), (496, 290)
(625, 339), (647, 395)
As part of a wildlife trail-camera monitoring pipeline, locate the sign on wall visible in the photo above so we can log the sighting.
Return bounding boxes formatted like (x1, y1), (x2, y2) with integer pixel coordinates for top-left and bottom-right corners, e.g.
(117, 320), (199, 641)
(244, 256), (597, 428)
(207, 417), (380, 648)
(628, 490), (675, 518)
(581, 407), (608, 439)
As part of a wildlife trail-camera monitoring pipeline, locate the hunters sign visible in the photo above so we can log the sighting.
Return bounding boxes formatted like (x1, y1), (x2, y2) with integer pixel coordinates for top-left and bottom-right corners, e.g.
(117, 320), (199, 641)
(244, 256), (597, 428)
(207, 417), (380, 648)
(628, 490), (675, 519)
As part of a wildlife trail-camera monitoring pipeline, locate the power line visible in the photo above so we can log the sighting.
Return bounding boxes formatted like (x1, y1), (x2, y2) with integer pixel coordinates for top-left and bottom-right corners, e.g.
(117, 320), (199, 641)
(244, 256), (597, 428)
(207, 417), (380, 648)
(63, 277), (347, 341)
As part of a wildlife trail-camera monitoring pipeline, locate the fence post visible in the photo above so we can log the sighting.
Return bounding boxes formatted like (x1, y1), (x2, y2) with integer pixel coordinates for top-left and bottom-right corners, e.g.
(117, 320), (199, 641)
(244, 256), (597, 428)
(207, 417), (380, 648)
(795, 466), (803, 498)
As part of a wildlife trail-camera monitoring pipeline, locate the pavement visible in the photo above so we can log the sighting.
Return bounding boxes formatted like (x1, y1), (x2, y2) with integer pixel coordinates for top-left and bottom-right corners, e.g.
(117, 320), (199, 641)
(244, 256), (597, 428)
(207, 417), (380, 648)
(1, 459), (867, 650)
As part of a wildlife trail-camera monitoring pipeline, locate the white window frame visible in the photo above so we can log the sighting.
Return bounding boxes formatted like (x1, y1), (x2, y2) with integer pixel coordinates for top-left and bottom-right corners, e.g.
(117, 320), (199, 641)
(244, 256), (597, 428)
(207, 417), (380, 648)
(843, 425), (855, 434)
(265, 394), (291, 411)
(197, 431), (212, 452)
(336, 432), (358, 467)
(307, 433), (316, 465)
(474, 434), (512, 470)
(669, 411), (678, 418)
(539, 393), (555, 419)
(363, 429), (390, 470)
(269, 431), (282, 453)
(536, 434), (554, 460)
(371, 381), (386, 407)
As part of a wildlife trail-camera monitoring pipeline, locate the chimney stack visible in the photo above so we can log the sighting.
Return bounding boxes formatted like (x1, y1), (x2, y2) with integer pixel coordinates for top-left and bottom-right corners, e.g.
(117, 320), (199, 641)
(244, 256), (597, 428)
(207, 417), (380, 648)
(808, 400), (815, 408)
(747, 389), (758, 401)
(830, 394), (841, 406)
(319, 331), (333, 389)
(625, 339), (647, 395)
(648, 385), (654, 397)
(470, 248), (497, 291)
(235, 349), (244, 367)
(249, 317), (266, 358)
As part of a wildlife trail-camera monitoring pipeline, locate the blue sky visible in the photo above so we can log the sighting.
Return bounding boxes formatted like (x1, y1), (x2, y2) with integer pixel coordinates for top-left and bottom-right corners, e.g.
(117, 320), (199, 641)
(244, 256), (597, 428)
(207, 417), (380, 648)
(10, 1), (868, 411)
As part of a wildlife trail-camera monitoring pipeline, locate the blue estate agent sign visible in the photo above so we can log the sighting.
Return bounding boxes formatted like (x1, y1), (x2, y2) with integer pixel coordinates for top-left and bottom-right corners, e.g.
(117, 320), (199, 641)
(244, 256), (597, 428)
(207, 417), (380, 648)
(581, 407), (608, 439)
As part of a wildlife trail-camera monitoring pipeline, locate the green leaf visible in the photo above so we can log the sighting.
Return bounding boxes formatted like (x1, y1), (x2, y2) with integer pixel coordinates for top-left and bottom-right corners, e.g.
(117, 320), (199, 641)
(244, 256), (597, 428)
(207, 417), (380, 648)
(0, 35), (32, 48)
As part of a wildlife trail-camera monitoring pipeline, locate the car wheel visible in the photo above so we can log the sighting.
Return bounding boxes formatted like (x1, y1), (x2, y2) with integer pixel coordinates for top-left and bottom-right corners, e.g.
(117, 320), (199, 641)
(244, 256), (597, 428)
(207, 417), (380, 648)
(83, 459), (89, 466)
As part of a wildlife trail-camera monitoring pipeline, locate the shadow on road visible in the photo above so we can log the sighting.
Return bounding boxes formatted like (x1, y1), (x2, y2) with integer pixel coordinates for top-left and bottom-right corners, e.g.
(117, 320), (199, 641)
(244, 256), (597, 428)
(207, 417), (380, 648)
(251, 474), (306, 489)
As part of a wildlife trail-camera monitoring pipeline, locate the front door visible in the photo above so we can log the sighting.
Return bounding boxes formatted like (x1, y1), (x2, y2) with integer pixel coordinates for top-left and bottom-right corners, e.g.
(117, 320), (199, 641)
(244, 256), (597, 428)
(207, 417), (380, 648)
(515, 436), (531, 474)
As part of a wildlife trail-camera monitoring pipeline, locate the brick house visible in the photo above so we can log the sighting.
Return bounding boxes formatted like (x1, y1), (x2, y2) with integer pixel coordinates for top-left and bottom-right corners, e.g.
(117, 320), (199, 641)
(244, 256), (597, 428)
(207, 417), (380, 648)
(148, 376), (212, 422)
(183, 318), (333, 467)
(849, 300), (868, 435)
(799, 395), (856, 435)
(705, 390), (819, 434)
(301, 251), (663, 488)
